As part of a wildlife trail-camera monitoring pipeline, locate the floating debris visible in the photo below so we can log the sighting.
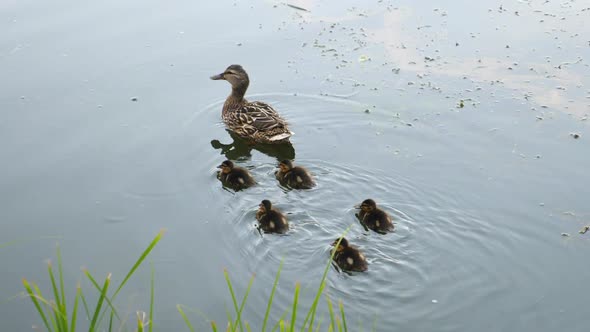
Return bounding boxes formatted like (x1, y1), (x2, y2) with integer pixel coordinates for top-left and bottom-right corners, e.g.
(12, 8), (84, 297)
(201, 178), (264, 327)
(286, 3), (309, 12)
(561, 233), (570, 237)
(579, 226), (590, 234)
(358, 55), (371, 62)
(458, 100), (465, 108)
(570, 133), (580, 139)
(131, 97), (138, 102)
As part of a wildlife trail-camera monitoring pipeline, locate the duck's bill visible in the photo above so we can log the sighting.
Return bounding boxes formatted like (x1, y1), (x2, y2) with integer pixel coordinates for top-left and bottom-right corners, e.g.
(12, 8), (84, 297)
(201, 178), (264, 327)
(210, 73), (225, 80)
(216, 164), (223, 168)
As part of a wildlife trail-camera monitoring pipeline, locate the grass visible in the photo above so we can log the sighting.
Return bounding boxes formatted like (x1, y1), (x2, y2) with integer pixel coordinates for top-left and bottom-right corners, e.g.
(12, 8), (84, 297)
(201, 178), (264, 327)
(21, 229), (165, 332)
(21, 231), (364, 331)
(178, 235), (352, 332)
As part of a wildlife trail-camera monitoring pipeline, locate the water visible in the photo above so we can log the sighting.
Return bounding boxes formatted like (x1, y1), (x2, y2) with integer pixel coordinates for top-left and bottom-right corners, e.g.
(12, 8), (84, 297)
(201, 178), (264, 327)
(1, 0), (589, 331)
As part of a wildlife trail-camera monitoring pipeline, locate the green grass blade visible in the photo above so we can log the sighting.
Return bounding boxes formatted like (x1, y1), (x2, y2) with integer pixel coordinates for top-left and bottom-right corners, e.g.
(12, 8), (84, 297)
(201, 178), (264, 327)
(32, 283), (59, 331)
(289, 283), (300, 332)
(211, 321), (218, 332)
(314, 314), (323, 332)
(303, 230), (350, 332)
(22, 279), (52, 332)
(69, 283), (81, 332)
(149, 263), (155, 332)
(301, 280), (325, 332)
(108, 311), (114, 332)
(78, 287), (91, 322)
(56, 245), (68, 325)
(88, 272), (111, 331)
(338, 301), (347, 332)
(233, 274), (255, 332)
(224, 306), (233, 330)
(137, 311), (145, 332)
(271, 310), (288, 332)
(223, 269), (243, 332)
(245, 322), (252, 332)
(112, 229), (165, 300)
(176, 305), (196, 332)
(46, 260), (67, 332)
(262, 259), (283, 332)
(84, 269), (122, 323)
(326, 294), (335, 332)
(280, 320), (286, 332)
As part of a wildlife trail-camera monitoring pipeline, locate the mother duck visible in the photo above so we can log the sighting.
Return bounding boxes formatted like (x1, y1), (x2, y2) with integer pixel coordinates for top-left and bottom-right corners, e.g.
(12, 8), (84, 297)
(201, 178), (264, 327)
(210, 65), (292, 144)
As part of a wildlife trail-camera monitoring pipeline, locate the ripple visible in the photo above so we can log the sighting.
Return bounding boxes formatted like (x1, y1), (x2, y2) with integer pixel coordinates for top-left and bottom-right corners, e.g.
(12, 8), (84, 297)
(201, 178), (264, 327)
(124, 92), (511, 328)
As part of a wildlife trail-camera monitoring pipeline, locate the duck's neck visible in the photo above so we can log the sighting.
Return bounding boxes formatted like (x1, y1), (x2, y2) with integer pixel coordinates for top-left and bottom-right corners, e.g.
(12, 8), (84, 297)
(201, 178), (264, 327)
(224, 83), (249, 112)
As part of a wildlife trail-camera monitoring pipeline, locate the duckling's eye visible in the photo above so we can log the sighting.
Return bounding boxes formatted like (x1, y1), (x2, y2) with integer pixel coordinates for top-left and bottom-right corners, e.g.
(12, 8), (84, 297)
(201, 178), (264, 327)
(225, 71), (234, 76)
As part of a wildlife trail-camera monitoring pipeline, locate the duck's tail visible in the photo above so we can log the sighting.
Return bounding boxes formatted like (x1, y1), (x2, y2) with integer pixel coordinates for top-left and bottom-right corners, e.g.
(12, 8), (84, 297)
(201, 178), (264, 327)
(269, 132), (292, 142)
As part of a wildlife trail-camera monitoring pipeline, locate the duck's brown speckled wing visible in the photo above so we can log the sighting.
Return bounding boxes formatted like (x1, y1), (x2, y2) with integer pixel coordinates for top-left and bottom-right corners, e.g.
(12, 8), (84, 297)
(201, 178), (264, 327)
(228, 101), (288, 134)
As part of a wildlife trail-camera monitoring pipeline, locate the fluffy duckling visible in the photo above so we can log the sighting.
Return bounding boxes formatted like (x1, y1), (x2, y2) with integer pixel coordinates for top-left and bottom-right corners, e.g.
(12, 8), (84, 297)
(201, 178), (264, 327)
(256, 200), (289, 234)
(210, 65), (292, 144)
(355, 199), (394, 234)
(275, 160), (315, 189)
(330, 237), (368, 272)
(217, 160), (255, 190)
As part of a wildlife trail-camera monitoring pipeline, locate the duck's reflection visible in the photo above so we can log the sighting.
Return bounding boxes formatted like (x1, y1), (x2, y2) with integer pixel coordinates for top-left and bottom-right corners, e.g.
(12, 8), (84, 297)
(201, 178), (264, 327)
(211, 130), (295, 161)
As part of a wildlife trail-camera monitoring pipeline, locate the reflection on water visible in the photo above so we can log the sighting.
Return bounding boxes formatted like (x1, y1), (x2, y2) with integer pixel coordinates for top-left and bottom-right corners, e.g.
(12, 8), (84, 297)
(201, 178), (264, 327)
(210, 129), (296, 161)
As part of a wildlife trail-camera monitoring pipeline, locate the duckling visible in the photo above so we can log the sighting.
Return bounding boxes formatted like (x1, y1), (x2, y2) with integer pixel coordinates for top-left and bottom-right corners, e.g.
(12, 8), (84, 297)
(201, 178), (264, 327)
(355, 199), (394, 234)
(256, 200), (289, 234)
(210, 65), (292, 144)
(217, 160), (255, 190)
(275, 160), (315, 189)
(330, 237), (368, 272)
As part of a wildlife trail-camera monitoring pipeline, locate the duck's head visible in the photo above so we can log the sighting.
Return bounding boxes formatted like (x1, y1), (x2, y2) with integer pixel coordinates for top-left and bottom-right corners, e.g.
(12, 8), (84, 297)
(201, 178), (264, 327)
(356, 199), (377, 212)
(331, 237), (349, 252)
(258, 199), (272, 213)
(217, 160), (234, 174)
(278, 159), (294, 173)
(210, 64), (250, 91)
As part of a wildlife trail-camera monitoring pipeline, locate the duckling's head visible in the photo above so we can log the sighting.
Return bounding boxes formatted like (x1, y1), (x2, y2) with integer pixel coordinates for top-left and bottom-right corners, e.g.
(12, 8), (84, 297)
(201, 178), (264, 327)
(259, 199), (272, 213)
(210, 65), (250, 91)
(331, 237), (349, 251)
(278, 159), (294, 173)
(358, 199), (377, 212)
(217, 160), (234, 174)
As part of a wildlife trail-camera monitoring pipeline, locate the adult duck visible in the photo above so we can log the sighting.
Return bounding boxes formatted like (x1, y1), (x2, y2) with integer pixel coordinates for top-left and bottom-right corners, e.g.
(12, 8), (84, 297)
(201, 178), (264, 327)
(211, 65), (292, 144)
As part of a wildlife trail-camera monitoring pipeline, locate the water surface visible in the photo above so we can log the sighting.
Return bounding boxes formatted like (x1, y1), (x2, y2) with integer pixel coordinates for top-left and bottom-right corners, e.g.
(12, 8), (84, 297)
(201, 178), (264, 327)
(1, 0), (589, 331)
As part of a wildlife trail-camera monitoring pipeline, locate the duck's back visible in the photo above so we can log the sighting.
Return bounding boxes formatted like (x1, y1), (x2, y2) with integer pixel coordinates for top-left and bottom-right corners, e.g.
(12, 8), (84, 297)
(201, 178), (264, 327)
(224, 168), (255, 188)
(282, 167), (315, 189)
(258, 210), (289, 233)
(360, 209), (393, 233)
(335, 247), (368, 272)
(224, 100), (291, 143)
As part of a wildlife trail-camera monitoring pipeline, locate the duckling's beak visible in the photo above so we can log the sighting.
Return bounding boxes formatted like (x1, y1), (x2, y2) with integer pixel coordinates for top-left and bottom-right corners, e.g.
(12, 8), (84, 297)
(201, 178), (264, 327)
(210, 73), (225, 80)
(216, 164), (223, 169)
(354, 204), (361, 209)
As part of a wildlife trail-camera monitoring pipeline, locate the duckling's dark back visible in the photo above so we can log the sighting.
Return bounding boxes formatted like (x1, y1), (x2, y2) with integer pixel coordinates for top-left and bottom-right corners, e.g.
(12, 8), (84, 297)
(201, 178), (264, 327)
(258, 210), (289, 234)
(359, 208), (394, 233)
(221, 167), (255, 189)
(282, 166), (315, 189)
(335, 247), (368, 272)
